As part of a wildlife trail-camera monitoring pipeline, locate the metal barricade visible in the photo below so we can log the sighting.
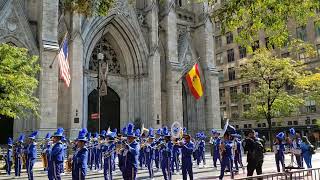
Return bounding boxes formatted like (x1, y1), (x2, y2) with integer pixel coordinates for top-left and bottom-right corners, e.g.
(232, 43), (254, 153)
(234, 168), (320, 180)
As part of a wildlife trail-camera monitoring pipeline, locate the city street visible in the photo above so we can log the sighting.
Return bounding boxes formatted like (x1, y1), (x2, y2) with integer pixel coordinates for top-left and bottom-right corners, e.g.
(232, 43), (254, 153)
(0, 151), (319, 180)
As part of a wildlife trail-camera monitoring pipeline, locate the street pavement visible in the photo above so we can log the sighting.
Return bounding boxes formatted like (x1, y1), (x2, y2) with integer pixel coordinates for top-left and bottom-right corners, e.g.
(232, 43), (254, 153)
(0, 151), (319, 180)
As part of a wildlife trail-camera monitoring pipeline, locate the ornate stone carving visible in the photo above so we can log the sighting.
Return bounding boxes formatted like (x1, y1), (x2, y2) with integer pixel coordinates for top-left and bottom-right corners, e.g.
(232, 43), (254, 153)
(89, 37), (121, 75)
(87, 77), (98, 95)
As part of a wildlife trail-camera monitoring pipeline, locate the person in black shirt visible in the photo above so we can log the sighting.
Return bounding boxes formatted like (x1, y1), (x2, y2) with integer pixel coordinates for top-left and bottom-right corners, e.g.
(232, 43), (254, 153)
(243, 129), (264, 177)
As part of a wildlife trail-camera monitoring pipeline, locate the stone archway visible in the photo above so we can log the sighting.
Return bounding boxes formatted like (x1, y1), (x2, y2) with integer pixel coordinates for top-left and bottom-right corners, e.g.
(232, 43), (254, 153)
(87, 87), (120, 132)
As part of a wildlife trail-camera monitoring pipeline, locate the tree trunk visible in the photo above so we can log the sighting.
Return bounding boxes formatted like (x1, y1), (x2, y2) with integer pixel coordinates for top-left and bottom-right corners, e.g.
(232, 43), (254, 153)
(267, 120), (273, 151)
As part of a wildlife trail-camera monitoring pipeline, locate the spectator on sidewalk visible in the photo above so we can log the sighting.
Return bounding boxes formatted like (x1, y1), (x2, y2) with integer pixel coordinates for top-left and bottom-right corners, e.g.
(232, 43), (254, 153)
(300, 136), (315, 169)
(243, 129), (264, 178)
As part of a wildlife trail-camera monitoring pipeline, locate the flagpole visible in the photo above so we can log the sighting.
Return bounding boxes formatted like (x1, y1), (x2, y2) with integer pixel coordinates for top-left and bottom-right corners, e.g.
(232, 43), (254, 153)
(175, 57), (200, 84)
(49, 33), (69, 69)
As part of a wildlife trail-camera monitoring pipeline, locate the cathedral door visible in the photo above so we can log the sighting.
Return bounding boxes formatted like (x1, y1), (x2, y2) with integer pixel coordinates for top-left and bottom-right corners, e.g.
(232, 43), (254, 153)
(0, 115), (13, 144)
(87, 87), (120, 132)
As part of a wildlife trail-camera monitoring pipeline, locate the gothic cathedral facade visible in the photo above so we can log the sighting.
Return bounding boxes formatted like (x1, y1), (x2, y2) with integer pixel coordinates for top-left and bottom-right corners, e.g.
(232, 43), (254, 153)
(0, 0), (220, 140)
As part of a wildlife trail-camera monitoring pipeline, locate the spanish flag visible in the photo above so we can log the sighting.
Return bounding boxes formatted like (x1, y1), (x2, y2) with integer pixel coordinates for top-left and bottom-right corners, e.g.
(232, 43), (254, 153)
(186, 63), (203, 100)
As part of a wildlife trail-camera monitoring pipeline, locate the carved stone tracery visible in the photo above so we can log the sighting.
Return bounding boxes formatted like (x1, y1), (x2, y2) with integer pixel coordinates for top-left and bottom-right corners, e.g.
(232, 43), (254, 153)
(89, 37), (121, 75)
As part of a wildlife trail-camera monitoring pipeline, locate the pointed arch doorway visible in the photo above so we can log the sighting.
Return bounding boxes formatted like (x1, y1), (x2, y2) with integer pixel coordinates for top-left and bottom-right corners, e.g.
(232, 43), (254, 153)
(87, 87), (120, 132)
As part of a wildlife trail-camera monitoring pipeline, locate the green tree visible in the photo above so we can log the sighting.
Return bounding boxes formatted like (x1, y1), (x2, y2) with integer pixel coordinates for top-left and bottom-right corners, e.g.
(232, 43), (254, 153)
(62, 0), (115, 16)
(209, 0), (320, 49)
(0, 44), (40, 119)
(240, 48), (305, 148)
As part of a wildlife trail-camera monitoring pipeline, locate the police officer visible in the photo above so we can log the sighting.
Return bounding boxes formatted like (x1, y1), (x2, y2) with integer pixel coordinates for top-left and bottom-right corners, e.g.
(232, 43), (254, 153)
(274, 132), (286, 172)
(72, 128), (89, 180)
(145, 128), (156, 180)
(160, 126), (173, 180)
(120, 123), (140, 180)
(179, 129), (194, 180)
(48, 128), (64, 180)
(102, 130), (115, 180)
(27, 131), (38, 180)
(15, 134), (25, 177)
(6, 137), (13, 176)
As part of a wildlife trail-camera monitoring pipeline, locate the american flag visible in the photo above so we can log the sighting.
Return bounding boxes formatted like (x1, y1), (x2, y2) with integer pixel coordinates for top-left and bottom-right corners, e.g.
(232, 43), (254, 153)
(58, 38), (71, 87)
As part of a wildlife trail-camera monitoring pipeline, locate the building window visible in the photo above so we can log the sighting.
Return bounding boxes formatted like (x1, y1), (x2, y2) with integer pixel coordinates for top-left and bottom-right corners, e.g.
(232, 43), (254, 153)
(305, 99), (316, 113)
(248, 124), (252, 128)
(298, 50), (306, 60)
(218, 70), (224, 82)
(262, 123), (266, 127)
(219, 88), (225, 98)
(257, 123), (261, 127)
(306, 116), (311, 124)
(242, 84), (250, 95)
(293, 121), (298, 125)
(297, 26), (307, 41)
(230, 86), (238, 103)
(175, 0), (182, 7)
(231, 106), (239, 119)
(252, 40), (260, 52)
(317, 44), (320, 57)
(286, 84), (294, 91)
(216, 53), (223, 64)
(215, 36), (222, 48)
(272, 122), (276, 126)
(215, 22), (221, 31)
(226, 32), (233, 44)
(227, 49), (235, 62)
(281, 52), (290, 58)
(288, 121), (292, 125)
(315, 21), (320, 37)
(243, 104), (251, 112)
(277, 122), (282, 126)
(235, 125), (239, 129)
(228, 67), (236, 80)
(265, 37), (275, 49)
(239, 46), (247, 59)
(244, 124), (248, 128)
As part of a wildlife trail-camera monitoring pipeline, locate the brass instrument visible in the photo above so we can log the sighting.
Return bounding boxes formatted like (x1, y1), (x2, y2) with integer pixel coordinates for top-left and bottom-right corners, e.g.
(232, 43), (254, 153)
(65, 155), (73, 172)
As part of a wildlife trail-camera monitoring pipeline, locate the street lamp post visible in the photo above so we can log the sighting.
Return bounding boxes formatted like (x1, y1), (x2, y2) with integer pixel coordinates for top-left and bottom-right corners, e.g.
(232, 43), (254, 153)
(97, 52), (104, 133)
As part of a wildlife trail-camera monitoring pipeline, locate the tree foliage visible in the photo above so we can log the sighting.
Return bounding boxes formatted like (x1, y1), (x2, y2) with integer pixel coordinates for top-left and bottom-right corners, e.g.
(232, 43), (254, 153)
(210, 0), (320, 49)
(62, 0), (115, 16)
(0, 44), (40, 119)
(240, 48), (306, 125)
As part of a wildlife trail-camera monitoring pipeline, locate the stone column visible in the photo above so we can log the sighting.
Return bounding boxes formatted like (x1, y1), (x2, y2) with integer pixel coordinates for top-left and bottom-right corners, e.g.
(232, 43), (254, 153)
(194, 3), (221, 131)
(37, 0), (59, 137)
(164, 0), (183, 127)
(68, 13), (83, 138)
(147, 0), (162, 129)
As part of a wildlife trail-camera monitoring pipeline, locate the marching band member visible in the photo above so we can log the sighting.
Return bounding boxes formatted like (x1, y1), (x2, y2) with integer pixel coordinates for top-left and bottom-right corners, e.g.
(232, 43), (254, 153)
(26, 131), (38, 180)
(154, 128), (162, 171)
(274, 132), (286, 172)
(41, 133), (51, 171)
(5, 137), (13, 176)
(135, 128), (145, 170)
(15, 134), (24, 177)
(290, 128), (303, 168)
(91, 132), (99, 171)
(112, 128), (117, 171)
(197, 132), (206, 168)
(219, 125), (235, 180)
(193, 133), (199, 163)
(160, 126), (173, 180)
(211, 129), (221, 169)
(120, 123), (140, 180)
(171, 136), (181, 174)
(61, 136), (68, 175)
(86, 132), (92, 169)
(233, 134), (243, 172)
(72, 128), (89, 180)
(102, 131), (116, 180)
(48, 128), (64, 180)
(145, 128), (156, 180)
(179, 130), (194, 180)
(98, 130), (107, 172)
